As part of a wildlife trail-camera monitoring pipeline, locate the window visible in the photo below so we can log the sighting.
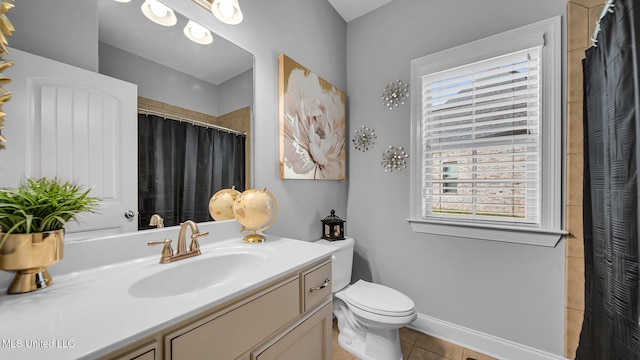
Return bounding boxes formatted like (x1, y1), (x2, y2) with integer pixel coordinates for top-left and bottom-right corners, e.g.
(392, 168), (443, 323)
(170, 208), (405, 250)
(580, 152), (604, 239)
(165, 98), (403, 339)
(425, 47), (540, 222)
(408, 17), (564, 246)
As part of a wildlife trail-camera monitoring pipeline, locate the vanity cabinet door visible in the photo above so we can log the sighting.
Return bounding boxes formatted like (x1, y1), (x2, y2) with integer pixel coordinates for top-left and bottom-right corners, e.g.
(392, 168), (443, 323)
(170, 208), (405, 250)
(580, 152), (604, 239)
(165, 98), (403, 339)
(167, 277), (300, 360)
(130, 349), (156, 360)
(251, 301), (332, 360)
(111, 342), (158, 360)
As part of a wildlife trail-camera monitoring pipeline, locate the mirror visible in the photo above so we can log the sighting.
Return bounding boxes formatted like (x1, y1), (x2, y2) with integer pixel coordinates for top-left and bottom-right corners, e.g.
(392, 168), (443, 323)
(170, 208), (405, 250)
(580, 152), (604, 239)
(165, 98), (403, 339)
(3, 0), (254, 234)
(98, 0), (254, 231)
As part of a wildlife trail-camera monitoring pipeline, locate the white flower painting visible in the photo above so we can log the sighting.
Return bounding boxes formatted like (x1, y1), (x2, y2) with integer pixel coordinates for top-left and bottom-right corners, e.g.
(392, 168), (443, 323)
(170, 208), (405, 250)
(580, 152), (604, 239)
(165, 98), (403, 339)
(279, 54), (346, 180)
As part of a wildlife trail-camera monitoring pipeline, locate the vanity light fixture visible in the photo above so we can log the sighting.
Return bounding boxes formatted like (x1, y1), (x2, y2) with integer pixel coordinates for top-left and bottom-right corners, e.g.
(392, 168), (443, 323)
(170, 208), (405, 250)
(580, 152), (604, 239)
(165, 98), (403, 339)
(141, 0), (177, 27)
(112, 0), (132, 3)
(211, 0), (243, 25)
(183, 19), (213, 44)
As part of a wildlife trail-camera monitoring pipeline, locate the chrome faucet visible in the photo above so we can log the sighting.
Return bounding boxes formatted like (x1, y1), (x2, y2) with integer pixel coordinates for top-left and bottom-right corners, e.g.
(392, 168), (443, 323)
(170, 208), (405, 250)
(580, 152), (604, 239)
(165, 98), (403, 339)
(149, 214), (164, 228)
(147, 220), (209, 263)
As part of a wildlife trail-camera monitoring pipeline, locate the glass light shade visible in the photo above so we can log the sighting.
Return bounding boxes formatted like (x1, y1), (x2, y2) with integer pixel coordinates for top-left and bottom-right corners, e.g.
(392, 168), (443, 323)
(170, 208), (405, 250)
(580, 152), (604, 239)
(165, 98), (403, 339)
(113, 0), (132, 3)
(141, 0), (177, 27)
(183, 20), (213, 45)
(211, 0), (243, 25)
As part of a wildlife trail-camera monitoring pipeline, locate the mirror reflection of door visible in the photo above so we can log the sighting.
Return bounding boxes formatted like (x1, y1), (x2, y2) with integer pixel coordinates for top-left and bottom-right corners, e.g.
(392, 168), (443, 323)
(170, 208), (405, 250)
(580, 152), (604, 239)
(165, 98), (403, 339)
(1, 48), (138, 238)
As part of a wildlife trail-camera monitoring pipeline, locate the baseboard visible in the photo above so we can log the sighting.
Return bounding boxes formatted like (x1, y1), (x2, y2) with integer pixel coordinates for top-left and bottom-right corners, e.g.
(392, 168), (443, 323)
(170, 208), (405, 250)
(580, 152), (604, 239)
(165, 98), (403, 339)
(409, 313), (569, 360)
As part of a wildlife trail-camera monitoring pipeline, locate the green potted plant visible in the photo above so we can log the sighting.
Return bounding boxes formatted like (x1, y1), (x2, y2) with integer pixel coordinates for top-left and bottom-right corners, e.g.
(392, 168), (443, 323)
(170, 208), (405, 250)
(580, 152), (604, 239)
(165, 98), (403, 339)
(0, 177), (99, 294)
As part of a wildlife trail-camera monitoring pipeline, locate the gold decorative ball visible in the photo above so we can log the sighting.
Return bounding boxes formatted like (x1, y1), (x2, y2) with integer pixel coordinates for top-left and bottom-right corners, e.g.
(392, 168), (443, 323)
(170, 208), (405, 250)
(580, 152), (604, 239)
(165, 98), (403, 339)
(209, 187), (241, 221)
(232, 188), (278, 232)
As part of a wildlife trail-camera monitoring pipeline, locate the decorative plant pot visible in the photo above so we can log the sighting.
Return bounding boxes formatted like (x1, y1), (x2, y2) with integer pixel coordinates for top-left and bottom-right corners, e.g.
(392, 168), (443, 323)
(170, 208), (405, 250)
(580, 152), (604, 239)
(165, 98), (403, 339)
(0, 230), (64, 294)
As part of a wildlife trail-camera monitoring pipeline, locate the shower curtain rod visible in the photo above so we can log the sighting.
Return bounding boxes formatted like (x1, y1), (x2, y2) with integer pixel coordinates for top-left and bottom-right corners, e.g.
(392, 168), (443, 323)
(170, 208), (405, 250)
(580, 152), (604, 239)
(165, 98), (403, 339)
(592, 0), (615, 46)
(138, 107), (246, 136)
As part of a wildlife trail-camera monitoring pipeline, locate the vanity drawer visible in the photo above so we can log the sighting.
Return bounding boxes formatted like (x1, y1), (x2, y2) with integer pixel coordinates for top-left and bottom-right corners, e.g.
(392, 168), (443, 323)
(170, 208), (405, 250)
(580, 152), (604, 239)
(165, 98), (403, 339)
(166, 276), (300, 360)
(302, 261), (332, 312)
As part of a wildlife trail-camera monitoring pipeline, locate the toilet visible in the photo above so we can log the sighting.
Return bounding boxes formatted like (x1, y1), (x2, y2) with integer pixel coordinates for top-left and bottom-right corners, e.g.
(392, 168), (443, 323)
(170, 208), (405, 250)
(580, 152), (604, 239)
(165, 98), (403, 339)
(315, 237), (417, 360)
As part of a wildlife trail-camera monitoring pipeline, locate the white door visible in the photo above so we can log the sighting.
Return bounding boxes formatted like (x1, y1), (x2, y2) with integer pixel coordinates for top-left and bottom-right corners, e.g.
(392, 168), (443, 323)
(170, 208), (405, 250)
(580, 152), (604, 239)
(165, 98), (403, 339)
(0, 47), (138, 238)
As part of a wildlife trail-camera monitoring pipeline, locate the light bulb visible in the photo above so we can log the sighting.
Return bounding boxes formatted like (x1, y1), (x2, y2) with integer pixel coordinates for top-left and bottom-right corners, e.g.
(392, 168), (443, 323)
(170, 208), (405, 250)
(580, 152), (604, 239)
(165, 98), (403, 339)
(184, 20), (213, 44)
(189, 22), (207, 40)
(211, 0), (243, 25)
(219, 2), (235, 19)
(149, 1), (169, 18)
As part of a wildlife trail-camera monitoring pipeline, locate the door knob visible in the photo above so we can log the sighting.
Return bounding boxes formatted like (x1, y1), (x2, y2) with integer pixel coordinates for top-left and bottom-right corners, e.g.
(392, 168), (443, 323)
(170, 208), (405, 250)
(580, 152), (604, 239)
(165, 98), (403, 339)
(124, 210), (137, 219)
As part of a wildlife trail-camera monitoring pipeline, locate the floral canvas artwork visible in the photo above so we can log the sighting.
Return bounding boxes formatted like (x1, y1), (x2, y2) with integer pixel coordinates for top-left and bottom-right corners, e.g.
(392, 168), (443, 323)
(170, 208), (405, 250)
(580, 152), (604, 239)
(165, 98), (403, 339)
(279, 54), (346, 180)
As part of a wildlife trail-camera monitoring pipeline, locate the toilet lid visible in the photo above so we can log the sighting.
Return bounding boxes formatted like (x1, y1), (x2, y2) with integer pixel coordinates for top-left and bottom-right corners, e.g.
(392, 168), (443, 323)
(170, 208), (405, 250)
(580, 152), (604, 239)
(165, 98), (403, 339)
(344, 280), (415, 317)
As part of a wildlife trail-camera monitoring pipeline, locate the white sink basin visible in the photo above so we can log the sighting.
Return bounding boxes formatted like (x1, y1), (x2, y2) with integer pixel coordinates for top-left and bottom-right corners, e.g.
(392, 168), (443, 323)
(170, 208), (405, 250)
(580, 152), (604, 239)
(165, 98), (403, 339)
(128, 252), (266, 298)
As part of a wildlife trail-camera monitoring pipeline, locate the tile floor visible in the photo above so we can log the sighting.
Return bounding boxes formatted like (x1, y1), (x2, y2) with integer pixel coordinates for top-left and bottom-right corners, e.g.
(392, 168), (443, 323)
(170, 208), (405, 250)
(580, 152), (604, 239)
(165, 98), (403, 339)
(331, 320), (497, 360)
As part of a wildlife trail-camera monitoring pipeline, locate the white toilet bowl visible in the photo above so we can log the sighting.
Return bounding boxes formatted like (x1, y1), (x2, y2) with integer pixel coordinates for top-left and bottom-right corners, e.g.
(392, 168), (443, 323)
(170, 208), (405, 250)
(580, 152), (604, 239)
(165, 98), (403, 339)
(333, 279), (417, 360)
(314, 238), (417, 360)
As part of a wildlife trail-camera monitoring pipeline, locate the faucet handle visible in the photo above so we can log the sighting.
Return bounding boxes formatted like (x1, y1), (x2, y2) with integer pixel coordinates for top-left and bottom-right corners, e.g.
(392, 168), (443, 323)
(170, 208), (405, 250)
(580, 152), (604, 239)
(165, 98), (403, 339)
(188, 232), (209, 252)
(148, 239), (173, 264)
(193, 231), (210, 239)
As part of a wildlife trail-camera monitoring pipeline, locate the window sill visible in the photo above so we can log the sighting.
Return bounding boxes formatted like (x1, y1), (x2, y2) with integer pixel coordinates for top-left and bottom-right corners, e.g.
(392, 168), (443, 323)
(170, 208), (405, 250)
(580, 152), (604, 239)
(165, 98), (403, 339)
(407, 218), (566, 247)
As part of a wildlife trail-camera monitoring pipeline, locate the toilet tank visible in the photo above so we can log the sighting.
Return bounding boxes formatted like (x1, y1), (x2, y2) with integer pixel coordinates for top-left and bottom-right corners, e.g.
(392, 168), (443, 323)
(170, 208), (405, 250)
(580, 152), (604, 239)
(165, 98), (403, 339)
(314, 237), (354, 292)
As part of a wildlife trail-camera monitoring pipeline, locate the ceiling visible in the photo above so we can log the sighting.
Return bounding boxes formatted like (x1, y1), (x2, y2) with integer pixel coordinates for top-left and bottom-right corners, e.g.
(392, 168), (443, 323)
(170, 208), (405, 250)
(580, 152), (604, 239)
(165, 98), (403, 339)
(327, 0), (395, 22)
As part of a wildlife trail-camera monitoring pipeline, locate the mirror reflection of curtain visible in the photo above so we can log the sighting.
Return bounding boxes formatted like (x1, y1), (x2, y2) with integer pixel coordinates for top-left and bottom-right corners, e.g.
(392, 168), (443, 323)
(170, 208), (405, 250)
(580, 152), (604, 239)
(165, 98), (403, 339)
(578, 0), (640, 358)
(138, 114), (246, 229)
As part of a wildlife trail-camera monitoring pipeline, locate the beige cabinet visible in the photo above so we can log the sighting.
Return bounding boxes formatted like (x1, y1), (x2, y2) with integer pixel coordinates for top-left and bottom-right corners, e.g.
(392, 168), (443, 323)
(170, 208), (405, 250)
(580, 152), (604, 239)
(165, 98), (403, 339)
(112, 342), (158, 360)
(166, 277), (300, 359)
(100, 257), (332, 360)
(251, 302), (332, 360)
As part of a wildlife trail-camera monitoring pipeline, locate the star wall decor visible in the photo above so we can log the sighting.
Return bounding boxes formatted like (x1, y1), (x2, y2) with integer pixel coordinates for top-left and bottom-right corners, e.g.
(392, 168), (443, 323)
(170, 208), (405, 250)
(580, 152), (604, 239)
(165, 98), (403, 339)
(381, 79), (409, 110)
(381, 146), (409, 173)
(352, 125), (377, 152)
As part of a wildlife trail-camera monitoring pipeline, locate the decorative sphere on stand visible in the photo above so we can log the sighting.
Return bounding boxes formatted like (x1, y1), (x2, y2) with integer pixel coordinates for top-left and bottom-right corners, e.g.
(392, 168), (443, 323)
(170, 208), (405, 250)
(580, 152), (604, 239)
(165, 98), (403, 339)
(233, 187), (278, 243)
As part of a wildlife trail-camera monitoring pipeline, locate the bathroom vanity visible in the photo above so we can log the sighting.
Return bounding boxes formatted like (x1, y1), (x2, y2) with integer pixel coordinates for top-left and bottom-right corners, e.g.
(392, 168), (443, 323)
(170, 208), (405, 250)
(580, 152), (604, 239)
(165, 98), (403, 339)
(0, 221), (334, 360)
(106, 258), (332, 360)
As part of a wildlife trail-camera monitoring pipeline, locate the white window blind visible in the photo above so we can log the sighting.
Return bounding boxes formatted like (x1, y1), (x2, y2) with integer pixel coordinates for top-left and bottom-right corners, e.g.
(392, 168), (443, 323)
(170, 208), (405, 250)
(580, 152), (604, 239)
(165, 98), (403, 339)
(421, 47), (541, 224)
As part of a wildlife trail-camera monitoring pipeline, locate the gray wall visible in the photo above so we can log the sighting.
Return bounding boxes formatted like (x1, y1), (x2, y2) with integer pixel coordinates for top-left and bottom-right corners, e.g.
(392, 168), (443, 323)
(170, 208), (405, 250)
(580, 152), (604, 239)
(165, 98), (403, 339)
(8, 0), (98, 72)
(99, 42), (221, 116)
(345, 0), (566, 355)
(218, 68), (253, 116)
(99, 43), (252, 117)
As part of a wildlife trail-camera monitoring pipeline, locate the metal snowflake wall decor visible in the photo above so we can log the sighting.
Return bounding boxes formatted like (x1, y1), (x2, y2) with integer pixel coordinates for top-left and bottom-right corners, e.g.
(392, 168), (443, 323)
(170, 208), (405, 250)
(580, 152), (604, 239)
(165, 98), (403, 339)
(381, 79), (409, 110)
(381, 146), (409, 173)
(352, 125), (377, 152)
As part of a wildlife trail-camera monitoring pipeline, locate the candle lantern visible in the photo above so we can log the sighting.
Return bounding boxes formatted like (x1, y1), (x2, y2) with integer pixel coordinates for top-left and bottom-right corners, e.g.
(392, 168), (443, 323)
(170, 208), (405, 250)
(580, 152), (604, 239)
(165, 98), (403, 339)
(321, 209), (345, 241)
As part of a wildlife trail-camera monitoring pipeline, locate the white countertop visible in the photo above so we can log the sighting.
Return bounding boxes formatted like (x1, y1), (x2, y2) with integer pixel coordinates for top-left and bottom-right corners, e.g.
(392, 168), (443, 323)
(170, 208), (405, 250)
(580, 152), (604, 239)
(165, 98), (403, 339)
(0, 224), (333, 360)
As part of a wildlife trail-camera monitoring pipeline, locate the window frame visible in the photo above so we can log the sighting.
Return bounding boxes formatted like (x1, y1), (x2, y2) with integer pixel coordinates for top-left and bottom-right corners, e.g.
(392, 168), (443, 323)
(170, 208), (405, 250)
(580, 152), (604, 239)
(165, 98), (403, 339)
(408, 16), (565, 247)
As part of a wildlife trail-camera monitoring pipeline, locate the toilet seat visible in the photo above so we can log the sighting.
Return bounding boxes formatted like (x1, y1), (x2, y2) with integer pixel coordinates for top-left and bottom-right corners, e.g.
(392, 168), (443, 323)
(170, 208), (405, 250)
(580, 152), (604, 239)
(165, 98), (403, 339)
(342, 280), (416, 318)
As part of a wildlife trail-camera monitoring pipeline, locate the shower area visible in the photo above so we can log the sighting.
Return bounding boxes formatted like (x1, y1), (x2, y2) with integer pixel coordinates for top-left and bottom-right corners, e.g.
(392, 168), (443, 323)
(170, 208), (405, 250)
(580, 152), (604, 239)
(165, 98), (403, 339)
(567, 0), (640, 358)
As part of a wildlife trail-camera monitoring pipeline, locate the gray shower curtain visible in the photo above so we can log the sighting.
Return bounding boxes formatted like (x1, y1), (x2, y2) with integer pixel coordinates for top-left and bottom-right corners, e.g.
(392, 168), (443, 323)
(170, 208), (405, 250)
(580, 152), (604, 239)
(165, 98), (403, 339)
(138, 114), (246, 229)
(578, 0), (640, 358)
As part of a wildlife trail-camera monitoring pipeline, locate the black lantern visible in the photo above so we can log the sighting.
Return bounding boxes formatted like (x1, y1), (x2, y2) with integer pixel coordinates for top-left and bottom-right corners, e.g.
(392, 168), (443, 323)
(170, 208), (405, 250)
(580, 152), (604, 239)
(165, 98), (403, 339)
(321, 209), (345, 241)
